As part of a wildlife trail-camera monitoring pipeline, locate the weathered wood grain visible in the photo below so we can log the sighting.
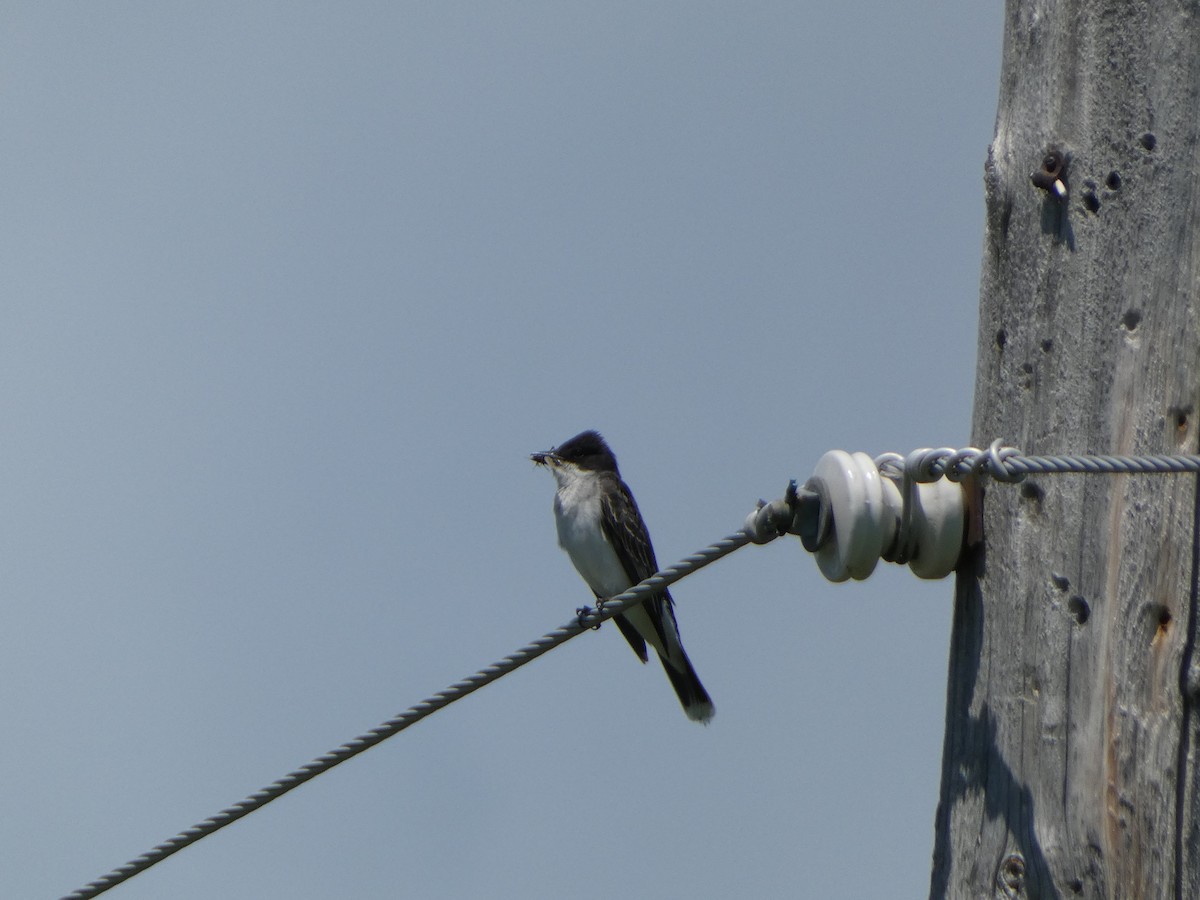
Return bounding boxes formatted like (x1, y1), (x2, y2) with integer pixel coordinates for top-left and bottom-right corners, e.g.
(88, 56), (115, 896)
(931, 1), (1200, 897)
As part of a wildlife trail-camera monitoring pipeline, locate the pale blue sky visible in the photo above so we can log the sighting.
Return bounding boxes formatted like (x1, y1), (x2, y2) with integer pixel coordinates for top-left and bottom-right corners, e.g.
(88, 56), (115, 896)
(4, 4), (1002, 898)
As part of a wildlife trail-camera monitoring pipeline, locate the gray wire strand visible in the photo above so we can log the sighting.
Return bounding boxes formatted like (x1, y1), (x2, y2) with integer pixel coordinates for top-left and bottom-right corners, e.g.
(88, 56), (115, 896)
(875, 442), (1200, 485)
(60, 528), (756, 900)
(995, 453), (1200, 476)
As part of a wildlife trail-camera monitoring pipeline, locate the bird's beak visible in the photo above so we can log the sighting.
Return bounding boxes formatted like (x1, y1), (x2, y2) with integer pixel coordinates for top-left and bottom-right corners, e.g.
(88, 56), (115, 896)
(530, 450), (557, 466)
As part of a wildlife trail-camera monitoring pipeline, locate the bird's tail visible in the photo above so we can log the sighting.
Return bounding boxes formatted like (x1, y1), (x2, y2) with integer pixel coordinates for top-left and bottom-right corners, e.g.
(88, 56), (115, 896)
(659, 650), (714, 724)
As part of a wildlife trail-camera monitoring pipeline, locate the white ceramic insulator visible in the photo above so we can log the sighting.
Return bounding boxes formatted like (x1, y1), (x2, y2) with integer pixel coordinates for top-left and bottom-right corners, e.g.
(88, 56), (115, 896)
(809, 450), (966, 582)
(811, 450), (887, 582)
(904, 478), (965, 579)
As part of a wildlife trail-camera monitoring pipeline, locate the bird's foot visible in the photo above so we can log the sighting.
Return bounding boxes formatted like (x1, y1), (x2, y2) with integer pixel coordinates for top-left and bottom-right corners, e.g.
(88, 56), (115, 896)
(575, 605), (602, 631)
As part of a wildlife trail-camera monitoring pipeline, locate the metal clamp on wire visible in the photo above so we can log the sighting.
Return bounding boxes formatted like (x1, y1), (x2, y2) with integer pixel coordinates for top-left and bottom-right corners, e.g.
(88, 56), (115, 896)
(742, 480), (824, 545)
(798, 450), (967, 582)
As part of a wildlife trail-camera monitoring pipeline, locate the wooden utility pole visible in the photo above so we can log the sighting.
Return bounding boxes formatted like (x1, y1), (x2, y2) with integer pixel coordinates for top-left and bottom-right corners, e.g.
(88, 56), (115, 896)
(931, 1), (1200, 897)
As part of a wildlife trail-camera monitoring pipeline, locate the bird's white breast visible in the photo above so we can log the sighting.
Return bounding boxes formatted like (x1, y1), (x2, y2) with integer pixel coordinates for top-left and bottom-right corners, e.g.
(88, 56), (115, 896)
(552, 471), (631, 598)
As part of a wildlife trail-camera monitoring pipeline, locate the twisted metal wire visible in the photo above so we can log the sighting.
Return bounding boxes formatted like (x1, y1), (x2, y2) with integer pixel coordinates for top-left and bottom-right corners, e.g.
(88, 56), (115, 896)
(994, 452), (1200, 476)
(875, 442), (1200, 485)
(61, 529), (757, 900)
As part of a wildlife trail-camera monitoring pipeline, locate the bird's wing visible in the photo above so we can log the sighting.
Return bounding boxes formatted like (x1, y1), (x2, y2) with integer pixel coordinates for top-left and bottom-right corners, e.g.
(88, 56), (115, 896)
(599, 476), (673, 654)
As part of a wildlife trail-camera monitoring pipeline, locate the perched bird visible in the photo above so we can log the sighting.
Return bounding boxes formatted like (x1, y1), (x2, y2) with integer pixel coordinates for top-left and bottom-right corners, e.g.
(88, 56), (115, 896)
(531, 430), (714, 723)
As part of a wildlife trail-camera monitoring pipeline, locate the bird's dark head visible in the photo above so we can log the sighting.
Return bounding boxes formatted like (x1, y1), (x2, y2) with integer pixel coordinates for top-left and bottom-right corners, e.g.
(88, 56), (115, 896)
(530, 430), (619, 473)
